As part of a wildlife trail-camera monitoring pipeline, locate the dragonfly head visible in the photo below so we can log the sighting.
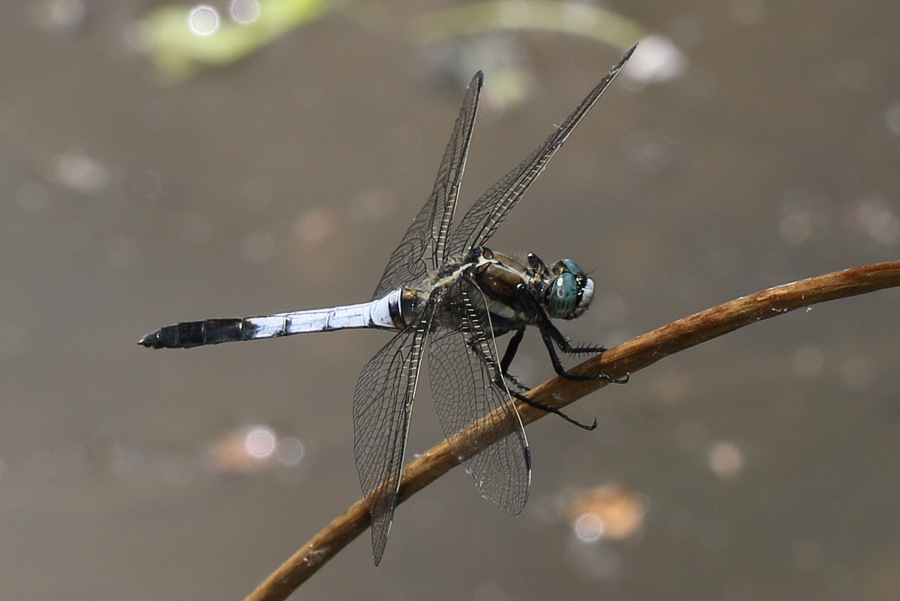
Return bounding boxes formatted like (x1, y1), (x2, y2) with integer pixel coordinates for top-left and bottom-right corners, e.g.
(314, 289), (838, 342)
(546, 259), (594, 319)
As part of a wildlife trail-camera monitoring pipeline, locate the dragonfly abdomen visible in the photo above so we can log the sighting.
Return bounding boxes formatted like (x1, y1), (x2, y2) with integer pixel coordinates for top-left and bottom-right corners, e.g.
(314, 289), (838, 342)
(137, 318), (248, 348)
(138, 288), (418, 349)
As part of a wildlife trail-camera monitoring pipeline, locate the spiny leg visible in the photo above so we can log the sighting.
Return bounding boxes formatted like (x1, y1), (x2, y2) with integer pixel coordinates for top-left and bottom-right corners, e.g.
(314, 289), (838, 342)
(498, 329), (530, 393)
(538, 326), (629, 385)
(512, 283), (628, 385)
(495, 328), (596, 430)
(509, 388), (597, 431)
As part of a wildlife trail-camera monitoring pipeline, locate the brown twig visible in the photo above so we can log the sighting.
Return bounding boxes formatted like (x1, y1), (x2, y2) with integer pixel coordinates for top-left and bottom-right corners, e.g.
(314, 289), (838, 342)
(244, 261), (900, 601)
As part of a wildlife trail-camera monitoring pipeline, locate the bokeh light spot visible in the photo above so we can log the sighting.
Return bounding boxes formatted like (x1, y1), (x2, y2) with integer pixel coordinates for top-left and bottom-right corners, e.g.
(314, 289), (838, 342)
(276, 437), (306, 466)
(230, 0), (260, 24)
(707, 441), (744, 479)
(245, 426), (277, 459)
(188, 5), (219, 36)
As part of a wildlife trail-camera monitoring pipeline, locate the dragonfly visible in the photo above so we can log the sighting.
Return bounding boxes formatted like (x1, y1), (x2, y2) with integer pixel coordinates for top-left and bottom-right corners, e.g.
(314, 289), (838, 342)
(139, 46), (635, 565)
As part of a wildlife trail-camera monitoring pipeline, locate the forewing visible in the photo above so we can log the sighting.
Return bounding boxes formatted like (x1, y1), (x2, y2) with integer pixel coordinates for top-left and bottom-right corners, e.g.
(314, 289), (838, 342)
(372, 73), (483, 299)
(353, 315), (430, 565)
(448, 46), (635, 257)
(427, 284), (530, 514)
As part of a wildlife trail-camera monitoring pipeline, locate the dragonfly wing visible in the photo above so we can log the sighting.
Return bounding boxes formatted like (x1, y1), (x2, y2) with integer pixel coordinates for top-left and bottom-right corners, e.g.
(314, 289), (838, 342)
(372, 73), (483, 299)
(428, 283), (531, 514)
(448, 46), (635, 257)
(353, 313), (430, 565)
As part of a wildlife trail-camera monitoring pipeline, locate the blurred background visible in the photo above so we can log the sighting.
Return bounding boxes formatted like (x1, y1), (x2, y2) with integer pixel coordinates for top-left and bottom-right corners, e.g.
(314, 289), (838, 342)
(2, 0), (900, 599)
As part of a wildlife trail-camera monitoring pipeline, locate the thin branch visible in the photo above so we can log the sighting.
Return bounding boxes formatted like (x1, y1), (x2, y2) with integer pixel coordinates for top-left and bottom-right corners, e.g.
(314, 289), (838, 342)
(244, 260), (900, 601)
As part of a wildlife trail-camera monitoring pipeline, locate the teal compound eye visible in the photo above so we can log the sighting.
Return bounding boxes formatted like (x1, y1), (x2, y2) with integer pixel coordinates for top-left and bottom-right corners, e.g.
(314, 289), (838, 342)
(558, 258), (585, 277)
(547, 272), (579, 318)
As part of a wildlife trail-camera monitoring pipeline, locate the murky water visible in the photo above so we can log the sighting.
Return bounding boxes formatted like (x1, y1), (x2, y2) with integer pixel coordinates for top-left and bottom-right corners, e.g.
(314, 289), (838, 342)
(2, 1), (899, 599)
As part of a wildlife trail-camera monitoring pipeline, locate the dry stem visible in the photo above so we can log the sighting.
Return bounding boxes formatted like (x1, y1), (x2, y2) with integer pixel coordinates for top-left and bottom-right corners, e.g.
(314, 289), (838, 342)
(245, 260), (900, 601)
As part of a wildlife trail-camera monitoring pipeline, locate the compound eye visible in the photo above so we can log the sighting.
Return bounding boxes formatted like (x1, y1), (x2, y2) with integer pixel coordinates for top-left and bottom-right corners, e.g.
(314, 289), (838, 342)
(547, 272), (579, 318)
(558, 259), (585, 277)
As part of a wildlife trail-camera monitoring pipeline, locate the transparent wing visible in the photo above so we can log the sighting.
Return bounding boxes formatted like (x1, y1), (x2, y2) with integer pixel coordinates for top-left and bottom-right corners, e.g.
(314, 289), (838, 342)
(447, 46), (635, 258)
(353, 313), (430, 565)
(372, 73), (483, 299)
(427, 283), (530, 514)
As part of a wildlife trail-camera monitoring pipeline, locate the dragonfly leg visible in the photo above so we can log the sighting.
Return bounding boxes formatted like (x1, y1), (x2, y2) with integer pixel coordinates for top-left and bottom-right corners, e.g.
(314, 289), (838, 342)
(470, 328), (593, 428)
(510, 388), (597, 431)
(514, 283), (629, 384)
(499, 328), (525, 373)
(498, 329), (531, 392)
(504, 371), (531, 393)
(539, 326), (629, 384)
(495, 327), (596, 430)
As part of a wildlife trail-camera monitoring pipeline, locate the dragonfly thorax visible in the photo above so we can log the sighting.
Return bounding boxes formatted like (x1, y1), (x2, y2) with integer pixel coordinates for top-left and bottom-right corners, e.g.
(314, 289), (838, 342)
(439, 248), (595, 332)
